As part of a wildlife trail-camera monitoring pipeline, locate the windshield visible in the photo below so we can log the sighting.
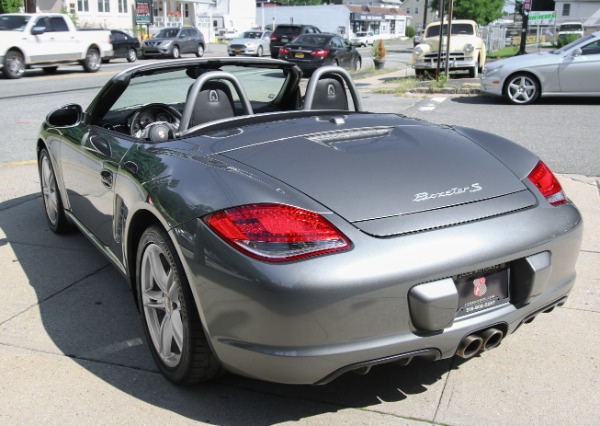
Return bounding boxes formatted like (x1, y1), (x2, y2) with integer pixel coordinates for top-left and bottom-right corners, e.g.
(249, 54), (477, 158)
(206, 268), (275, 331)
(553, 33), (596, 54)
(155, 28), (179, 39)
(240, 31), (262, 39)
(0, 15), (30, 31)
(425, 23), (475, 38)
(559, 24), (583, 32)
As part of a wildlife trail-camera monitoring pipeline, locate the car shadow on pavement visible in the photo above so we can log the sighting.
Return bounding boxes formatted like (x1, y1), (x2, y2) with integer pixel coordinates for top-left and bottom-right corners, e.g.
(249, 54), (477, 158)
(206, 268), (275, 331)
(1, 192), (473, 424)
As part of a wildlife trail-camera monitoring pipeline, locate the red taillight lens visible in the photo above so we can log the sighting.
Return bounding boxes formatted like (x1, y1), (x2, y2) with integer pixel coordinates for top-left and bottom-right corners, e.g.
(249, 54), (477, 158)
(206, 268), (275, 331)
(311, 49), (329, 57)
(270, 35), (277, 40)
(279, 47), (290, 55)
(527, 161), (567, 206)
(203, 204), (351, 262)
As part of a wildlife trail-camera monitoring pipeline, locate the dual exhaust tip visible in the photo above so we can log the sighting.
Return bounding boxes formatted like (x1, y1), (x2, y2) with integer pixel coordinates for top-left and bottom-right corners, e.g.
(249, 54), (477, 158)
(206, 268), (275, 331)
(456, 327), (504, 359)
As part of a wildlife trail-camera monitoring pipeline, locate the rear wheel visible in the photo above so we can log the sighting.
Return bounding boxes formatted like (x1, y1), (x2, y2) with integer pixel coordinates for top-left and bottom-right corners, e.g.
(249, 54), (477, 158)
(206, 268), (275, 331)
(195, 44), (204, 57)
(38, 148), (72, 233)
(137, 225), (222, 384)
(3, 50), (25, 79)
(82, 48), (101, 72)
(353, 58), (362, 71)
(256, 46), (263, 57)
(504, 73), (540, 105)
(127, 48), (137, 62)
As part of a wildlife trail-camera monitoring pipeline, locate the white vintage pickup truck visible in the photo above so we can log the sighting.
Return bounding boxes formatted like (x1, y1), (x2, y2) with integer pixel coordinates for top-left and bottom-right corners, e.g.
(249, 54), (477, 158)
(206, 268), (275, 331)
(0, 13), (113, 79)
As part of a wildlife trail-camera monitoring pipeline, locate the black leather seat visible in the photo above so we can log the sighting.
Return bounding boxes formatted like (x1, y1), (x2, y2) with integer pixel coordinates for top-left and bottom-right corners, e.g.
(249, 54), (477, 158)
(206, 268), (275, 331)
(309, 75), (349, 110)
(188, 80), (236, 128)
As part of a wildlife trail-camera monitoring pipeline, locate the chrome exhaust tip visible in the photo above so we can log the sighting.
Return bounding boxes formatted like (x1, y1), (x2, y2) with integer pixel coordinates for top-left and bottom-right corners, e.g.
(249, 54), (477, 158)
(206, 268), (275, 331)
(480, 327), (504, 351)
(456, 334), (484, 359)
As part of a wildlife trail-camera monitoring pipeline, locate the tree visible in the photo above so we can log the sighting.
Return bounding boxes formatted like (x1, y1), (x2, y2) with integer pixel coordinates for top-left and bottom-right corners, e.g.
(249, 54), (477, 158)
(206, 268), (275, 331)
(429, 0), (505, 25)
(0, 0), (23, 13)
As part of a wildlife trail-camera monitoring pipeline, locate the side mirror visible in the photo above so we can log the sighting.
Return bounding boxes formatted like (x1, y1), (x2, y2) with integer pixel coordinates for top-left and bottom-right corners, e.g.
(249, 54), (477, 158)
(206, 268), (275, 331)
(31, 26), (46, 35)
(46, 104), (83, 128)
(570, 48), (582, 57)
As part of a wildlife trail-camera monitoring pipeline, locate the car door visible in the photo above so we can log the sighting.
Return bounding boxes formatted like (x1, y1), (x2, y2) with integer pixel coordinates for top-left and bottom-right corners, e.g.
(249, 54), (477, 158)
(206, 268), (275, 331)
(558, 40), (600, 93)
(46, 16), (79, 60)
(330, 36), (350, 66)
(60, 125), (136, 249)
(111, 31), (127, 58)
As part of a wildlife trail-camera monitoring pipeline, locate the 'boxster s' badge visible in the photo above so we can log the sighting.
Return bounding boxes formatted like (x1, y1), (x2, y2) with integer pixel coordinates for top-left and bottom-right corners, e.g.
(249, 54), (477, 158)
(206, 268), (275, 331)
(473, 277), (487, 297)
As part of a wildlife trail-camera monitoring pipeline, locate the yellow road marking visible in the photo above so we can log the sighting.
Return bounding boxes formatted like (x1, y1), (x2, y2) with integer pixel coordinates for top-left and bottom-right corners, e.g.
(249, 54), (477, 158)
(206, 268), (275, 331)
(0, 160), (37, 167)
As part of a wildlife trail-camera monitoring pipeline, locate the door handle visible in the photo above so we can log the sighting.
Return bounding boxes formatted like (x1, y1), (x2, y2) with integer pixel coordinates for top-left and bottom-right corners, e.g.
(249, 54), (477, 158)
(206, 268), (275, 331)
(100, 169), (113, 188)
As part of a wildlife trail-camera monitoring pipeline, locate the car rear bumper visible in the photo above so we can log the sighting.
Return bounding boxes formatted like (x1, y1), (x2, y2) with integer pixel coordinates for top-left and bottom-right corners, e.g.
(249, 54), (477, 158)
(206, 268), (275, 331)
(177, 200), (583, 384)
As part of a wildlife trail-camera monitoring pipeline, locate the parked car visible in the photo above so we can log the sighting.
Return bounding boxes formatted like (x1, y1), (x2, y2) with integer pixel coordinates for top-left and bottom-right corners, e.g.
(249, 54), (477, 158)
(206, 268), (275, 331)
(270, 24), (321, 58)
(278, 33), (362, 74)
(481, 31), (600, 105)
(141, 27), (205, 59)
(227, 30), (271, 57)
(413, 29), (423, 47)
(36, 57), (582, 386)
(350, 31), (375, 47)
(0, 13), (112, 79)
(103, 30), (140, 63)
(412, 20), (486, 78)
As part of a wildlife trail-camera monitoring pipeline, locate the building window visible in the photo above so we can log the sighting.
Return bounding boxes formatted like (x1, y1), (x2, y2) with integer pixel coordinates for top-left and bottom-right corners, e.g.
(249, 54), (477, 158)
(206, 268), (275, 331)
(562, 4), (570, 16)
(118, 0), (127, 13)
(98, 0), (110, 13)
(407, 7), (410, 14)
(184, 4), (189, 18)
(77, 0), (89, 12)
(416, 7), (419, 14)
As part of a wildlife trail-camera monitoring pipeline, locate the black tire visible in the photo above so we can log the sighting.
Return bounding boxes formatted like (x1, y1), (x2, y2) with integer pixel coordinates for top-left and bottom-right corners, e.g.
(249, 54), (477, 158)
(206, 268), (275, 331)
(101, 58), (110, 64)
(136, 225), (223, 385)
(127, 48), (137, 62)
(172, 45), (181, 59)
(256, 45), (263, 57)
(42, 66), (58, 74)
(468, 66), (478, 78)
(504, 72), (540, 105)
(3, 50), (25, 79)
(38, 148), (72, 233)
(195, 44), (204, 57)
(354, 58), (362, 72)
(82, 48), (101, 72)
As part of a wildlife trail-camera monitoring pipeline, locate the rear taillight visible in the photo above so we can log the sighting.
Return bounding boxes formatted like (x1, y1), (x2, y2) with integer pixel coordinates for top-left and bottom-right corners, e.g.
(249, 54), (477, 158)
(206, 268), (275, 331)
(279, 47), (290, 55)
(270, 35), (277, 40)
(203, 203), (351, 262)
(527, 161), (567, 206)
(311, 49), (329, 57)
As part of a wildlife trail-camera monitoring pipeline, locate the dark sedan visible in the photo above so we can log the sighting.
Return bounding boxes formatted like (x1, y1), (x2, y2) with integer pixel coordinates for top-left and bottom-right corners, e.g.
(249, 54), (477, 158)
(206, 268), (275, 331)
(103, 30), (140, 63)
(278, 33), (362, 74)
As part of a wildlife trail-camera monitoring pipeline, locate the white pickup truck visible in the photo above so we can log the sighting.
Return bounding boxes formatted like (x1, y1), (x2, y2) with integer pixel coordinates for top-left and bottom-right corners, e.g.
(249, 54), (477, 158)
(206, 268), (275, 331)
(0, 13), (113, 79)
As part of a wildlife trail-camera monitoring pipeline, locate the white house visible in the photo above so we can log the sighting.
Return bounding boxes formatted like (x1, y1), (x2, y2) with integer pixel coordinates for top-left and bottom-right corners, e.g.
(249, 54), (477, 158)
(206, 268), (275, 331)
(554, 0), (600, 28)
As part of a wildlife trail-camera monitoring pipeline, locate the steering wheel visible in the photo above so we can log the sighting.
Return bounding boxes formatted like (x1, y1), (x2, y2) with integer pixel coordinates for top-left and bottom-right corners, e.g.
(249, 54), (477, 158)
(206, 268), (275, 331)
(129, 103), (182, 141)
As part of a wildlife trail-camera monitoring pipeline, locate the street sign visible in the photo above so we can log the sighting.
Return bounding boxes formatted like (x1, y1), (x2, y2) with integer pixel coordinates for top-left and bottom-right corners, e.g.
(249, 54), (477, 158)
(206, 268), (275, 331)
(528, 11), (556, 25)
(135, 0), (153, 25)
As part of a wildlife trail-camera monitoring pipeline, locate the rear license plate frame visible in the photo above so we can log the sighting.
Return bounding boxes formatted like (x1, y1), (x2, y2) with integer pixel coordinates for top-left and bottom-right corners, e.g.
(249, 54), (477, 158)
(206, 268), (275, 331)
(455, 264), (510, 317)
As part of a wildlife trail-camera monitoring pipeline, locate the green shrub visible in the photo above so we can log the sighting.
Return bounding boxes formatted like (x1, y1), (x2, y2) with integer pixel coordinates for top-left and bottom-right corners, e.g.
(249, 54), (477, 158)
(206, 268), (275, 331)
(0, 0), (21, 13)
(406, 26), (416, 38)
(556, 34), (580, 47)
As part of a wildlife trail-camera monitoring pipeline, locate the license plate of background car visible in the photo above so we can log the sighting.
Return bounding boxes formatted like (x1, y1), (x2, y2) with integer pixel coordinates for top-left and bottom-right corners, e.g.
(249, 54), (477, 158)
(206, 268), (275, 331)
(455, 265), (509, 317)
(295, 53), (304, 59)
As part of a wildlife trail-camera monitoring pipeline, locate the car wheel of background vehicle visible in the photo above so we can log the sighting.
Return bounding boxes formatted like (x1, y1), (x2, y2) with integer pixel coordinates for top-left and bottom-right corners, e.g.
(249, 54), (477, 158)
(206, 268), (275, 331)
(172, 45), (181, 59)
(469, 66), (478, 78)
(136, 225), (223, 384)
(127, 48), (137, 62)
(101, 58), (110, 64)
(354, 58), (362, 71)
(42, 66), (58, 74)
(504, 73), (540, 105)
(195, 44), (204, 57)
(256, 46), (263, 57)
(82, 48), (101, 72)
(333, 59), (340, 66)
(3, 50), (25, 79)
(38, 148), (72, 233)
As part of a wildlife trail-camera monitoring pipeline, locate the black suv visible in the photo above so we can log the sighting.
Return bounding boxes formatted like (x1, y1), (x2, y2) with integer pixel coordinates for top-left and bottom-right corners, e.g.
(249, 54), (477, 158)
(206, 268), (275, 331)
(270, 24), (321, 58)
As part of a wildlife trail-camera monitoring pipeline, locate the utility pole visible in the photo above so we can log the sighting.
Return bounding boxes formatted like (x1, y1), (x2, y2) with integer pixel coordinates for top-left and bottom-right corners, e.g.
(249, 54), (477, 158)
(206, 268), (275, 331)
(518, 0), (531, 55)
(422, 0), (429, 30)
(25, 0), (36, 13)
(435, 0), (446, 80)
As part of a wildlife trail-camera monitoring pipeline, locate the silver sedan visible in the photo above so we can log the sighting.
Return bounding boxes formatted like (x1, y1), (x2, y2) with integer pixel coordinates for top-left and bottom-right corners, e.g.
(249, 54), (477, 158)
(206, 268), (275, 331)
(481, 31), (600, 104)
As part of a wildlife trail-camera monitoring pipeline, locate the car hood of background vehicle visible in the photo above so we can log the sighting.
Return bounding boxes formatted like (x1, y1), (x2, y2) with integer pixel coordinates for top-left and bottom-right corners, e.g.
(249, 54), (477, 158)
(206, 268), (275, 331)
(217, 114), (534, 235)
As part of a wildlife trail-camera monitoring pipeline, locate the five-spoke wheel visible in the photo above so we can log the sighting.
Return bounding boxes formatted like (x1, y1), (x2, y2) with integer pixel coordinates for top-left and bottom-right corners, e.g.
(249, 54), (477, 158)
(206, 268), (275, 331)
(505, 73), (540, 105)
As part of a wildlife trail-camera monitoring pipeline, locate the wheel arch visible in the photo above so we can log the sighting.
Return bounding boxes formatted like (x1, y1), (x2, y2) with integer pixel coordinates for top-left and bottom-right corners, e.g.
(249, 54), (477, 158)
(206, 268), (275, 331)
(5, 46), (29, 63)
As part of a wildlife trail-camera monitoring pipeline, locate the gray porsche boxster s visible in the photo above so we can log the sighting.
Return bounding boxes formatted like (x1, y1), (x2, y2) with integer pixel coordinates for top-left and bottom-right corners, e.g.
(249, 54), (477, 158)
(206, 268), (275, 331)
(37, 58), (582, 385)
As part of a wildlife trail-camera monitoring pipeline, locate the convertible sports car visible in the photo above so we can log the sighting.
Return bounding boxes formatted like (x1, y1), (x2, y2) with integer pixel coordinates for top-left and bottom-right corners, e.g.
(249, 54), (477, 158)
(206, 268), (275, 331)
(37, 58), (582, 385)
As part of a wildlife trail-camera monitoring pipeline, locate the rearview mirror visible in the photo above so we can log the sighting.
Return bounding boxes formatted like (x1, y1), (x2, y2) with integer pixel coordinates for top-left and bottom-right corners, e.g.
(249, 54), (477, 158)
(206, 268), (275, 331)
(46, 104), (83, 128)
(570, 48), (582, 57)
